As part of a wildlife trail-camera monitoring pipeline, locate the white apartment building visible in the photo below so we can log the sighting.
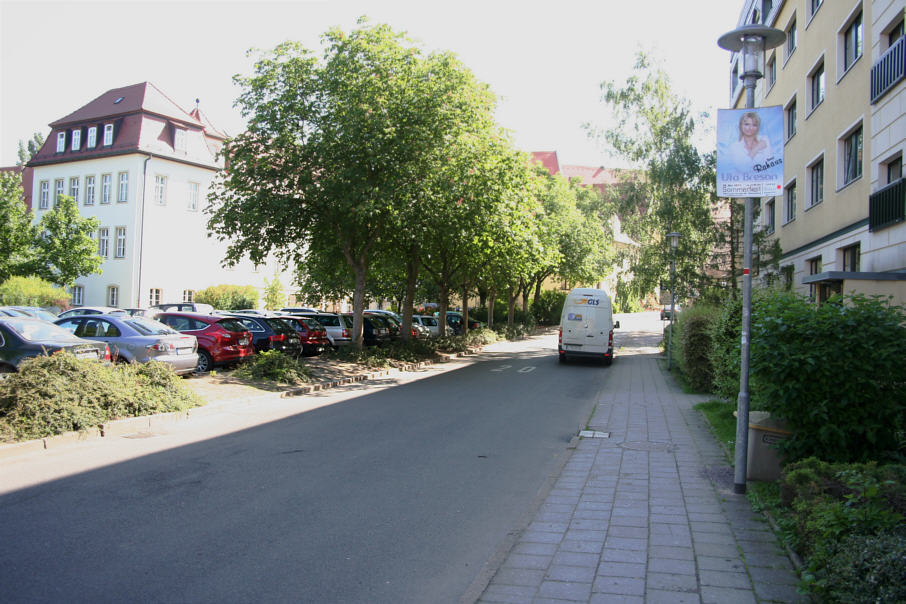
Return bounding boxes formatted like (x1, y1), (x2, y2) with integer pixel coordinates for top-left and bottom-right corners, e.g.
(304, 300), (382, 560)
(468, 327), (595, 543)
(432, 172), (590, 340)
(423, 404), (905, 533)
(27, 82), (291, 309)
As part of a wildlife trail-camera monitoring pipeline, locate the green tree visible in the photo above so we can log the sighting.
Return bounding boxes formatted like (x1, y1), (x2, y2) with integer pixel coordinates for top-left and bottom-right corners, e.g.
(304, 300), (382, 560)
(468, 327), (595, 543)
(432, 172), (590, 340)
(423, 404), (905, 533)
(208, 19), (499, 347)
(263, 273), (286, 310)
(587, 52), (717, 303)
(29, 195), (102, 287)
(0, 276), (69, 307)
(17, 132), (45, 166)
(194, 284), (259, 310)
(0, 170), (37, 283)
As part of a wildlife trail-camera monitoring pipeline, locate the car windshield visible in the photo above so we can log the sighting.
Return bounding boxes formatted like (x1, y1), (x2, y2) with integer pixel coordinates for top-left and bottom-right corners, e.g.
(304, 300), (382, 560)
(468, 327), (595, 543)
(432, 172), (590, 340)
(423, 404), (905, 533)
(126, 317), (177, 335)
(217, 318), (248, 333)
(310, 314), (337, 327)
(421, 317), (438, 327)
(266, 318), (297, 335)
(5, 318), (77, 341)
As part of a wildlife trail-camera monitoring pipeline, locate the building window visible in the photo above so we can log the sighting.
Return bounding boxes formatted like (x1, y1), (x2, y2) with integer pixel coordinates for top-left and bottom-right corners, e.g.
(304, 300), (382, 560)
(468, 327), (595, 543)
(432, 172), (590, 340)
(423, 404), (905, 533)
(890, 19), (904, 47)
(87, 127), (97, 149)
(731, 61), (740, 95)
(56, 132), (65, 153)
(786, 17), (797, 59)
(810, 61), (825, 110)
(842, 244), (861, 272)
(154, 175), (167, 205)
(187, 182), (199, 211)
(117, 172), (129, 203)
(101, 174), (112, 204)
(69, 177), (80, 204)
(71, 130), (81, 151)
(115, 227), (126, 258)
(183, 289), (195, 303)
(786, 98), (797, 139)
(39, 181), (49, 209)
(843, 11), (863, 73)
(808, 256), (822, 300)
(886, 156), (903, 183)
(85, 175), (95, 205)
(107, 286), (119, 308)
(766, 55), (776, 88)
(764, 198), (776, 234)
(98, 227), (110, 258)
(71, 285), (84, 306)
(784, 181), (796, 223)
(54, 179), (64, 207)
(174, 128), (187, 151)
(809, 158), (824, 207)
(149, 288), (162, 307)
(103, 123), (114, 146)
(843, 125), (863, 185)
(810, 0), (823, 17)
(761, 0), (773, 23)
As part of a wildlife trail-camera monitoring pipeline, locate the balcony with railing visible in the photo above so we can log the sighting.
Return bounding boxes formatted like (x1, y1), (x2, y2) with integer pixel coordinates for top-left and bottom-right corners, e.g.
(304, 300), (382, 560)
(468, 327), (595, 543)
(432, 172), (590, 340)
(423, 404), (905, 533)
(871, 36), (906, 104)
(869, 177), (905, 231)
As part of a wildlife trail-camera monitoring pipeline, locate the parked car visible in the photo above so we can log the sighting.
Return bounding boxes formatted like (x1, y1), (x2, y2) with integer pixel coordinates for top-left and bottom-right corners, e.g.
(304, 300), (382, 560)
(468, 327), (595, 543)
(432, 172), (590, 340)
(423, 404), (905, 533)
(276, 315), (329, 356)
(54, 314), (199, 375)
(148, 302), (214, 315)
(222, 314), (303, 356)
(57, 306), (126, 319)
(6, 306), (58, 322)
(0, 316), (110, 373)
(365, 312), (400, 341)
(340, 314), (390, 347)
(443, 311), (483, 335)
(279, 307), (321, 315)
(660, 304), (681, 321)
(295, 312), (351, 348)
(413, 314), (440, 337)
(0, 306), (32, 317)
(154, 311), (254, 373)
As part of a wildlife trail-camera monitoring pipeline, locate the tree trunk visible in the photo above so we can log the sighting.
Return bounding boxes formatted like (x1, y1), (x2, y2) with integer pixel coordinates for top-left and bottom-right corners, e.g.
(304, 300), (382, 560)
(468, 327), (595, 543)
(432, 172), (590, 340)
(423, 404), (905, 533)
(461, 280), (470, 336)
(487, 287), (496, 329)
(533, 278), (543, 307)
(507, 285), (517, 328)
(350, 260), (367, 349)
(401, 251), (418, 341)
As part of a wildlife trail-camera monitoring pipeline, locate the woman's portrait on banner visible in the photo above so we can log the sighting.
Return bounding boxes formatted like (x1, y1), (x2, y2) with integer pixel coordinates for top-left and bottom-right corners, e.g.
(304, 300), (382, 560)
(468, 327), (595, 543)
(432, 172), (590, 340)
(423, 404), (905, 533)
(717, 106), (784, 197)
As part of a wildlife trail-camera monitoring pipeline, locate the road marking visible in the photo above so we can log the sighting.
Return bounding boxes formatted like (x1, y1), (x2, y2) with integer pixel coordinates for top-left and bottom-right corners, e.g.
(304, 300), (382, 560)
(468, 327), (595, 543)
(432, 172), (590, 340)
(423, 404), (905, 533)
(491, 365), (511, 372)
(517, 366), (536, 373)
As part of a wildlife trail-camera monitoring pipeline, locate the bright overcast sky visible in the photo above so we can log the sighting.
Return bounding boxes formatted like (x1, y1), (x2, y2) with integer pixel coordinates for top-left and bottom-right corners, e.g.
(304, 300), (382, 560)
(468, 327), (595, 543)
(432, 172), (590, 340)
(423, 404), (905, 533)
(1, 0), (744, 168)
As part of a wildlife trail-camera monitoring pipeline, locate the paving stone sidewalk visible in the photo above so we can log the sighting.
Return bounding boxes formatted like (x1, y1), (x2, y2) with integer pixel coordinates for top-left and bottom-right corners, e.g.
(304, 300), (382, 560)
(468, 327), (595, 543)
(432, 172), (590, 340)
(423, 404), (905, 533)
(478, 350), (804, 604)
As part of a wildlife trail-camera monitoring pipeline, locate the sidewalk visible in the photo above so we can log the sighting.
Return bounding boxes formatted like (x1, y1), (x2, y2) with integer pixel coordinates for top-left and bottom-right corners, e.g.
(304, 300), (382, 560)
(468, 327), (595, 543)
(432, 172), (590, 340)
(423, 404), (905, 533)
(477, 346), (804, 603)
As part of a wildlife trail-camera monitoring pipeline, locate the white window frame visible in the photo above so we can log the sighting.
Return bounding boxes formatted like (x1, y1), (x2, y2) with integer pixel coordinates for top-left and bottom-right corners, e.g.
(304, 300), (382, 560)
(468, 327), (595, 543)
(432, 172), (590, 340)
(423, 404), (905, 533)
(54, 179), (64, 207)
(154, 175), (167, 205)
(107, 285), (119, 308)
(149, 288), (162, 307)
(766, 53), (776, 89)
(785, 95), (797, 141)
(71, 285), (84, 306)
(841, 243), (861, 272)
(98, 227), (110, 258)
(69, 177), (80, 204)
(183, 289), (195, 303)
(56, 132), (66, 153)
(101, 174), (112, 204)
(187, 182), (199, 211)
(839, 121), (863, 187)
(84, 175), (95, 206)
(883, 153), (903, 184)
(103, 123), (114, 146)
(807, 154), (824, 209)
(39, 181), (49, 209)
(174, 128), (187, 151)
(71, 129), (81, 151)
(764, 198), (776, 234)
(87, 126), (97, 149)
(839, 7), (863, 78)
(808, 57), (825, 113)
(117, 172), (128, 203)
(785, 15), (797, 63)
(784, 179), (797, 224)
(114, 227), (127, 258)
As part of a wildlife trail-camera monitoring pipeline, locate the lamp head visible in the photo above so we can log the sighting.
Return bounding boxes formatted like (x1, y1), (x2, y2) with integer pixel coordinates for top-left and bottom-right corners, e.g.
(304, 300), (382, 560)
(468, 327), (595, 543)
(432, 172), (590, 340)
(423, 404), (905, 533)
(666, 231), (682, 250)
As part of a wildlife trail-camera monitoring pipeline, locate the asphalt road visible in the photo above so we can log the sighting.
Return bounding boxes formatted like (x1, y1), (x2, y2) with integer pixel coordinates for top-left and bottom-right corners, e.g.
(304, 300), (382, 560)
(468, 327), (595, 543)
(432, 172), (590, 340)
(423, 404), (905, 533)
(0, 320), (657, 604)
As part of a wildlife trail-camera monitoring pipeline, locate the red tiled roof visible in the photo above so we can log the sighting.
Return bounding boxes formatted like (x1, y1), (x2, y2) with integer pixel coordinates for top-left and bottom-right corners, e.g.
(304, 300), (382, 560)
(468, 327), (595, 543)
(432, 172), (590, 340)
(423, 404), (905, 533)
(531, 151), (560, 175)
(560, 165), (621, 187)
(50, 82), (202, 129)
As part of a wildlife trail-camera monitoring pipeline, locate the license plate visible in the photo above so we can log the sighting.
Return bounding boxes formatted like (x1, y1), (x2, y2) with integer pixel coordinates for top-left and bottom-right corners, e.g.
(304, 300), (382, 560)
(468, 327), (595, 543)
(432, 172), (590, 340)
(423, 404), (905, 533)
(563, 344), (581, 350)
(75, 349), (98, 360)
(177, 347), (193, 355)
(239, 338), (249, 346)
(289, 338), (299, 344)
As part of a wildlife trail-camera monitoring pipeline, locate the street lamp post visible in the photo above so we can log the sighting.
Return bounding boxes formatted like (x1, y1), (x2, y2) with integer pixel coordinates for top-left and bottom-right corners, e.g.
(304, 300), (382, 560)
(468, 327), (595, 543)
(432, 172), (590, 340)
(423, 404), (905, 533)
(666, 232), (681, 371)
(718, 25), (785, 495)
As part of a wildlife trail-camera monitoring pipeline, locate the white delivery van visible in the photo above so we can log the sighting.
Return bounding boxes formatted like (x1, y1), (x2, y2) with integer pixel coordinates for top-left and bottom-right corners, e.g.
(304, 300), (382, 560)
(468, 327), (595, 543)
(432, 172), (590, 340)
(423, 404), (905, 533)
(558, 287), (620, 365)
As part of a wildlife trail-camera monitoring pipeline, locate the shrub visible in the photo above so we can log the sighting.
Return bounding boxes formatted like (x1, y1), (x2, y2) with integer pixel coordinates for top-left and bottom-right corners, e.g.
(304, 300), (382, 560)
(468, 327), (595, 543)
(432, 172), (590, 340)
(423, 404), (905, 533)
(709, 293), (742, 402)
(232, 350), (310, 384)
(465, 328), (499, 347)
(0, 276), (70, 307)
(804, 532), (906, 603)
(0, 352), (202, 441)
(750, 293), (906, 463)
(194, 284), (259, 310)
(678, 304), (717, 393)
(530, 290), (566, 325)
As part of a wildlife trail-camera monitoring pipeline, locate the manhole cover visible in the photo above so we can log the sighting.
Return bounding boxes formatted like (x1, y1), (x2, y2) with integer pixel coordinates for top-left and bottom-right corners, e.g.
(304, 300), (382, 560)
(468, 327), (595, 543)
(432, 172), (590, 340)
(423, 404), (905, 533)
(619, 440), (677, 452)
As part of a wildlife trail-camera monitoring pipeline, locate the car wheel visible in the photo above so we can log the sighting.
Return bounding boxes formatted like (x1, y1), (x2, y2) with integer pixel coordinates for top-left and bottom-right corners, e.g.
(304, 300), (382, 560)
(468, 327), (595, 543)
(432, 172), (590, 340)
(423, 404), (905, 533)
(195, 350), (213, 374)
(559, 354), (567, 364)
(603, 356), (613, 367)
(0, 364), (15, 378)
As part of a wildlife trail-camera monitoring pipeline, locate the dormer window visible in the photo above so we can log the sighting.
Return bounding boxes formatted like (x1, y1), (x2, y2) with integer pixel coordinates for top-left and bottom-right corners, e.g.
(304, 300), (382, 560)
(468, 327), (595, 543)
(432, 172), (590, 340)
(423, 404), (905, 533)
(103, 123), (114, 146)
(71, 129), (81, 151)
(56, 132), (66, 153)
(174, 128), (187, 152)
(87, 126), (97, 148)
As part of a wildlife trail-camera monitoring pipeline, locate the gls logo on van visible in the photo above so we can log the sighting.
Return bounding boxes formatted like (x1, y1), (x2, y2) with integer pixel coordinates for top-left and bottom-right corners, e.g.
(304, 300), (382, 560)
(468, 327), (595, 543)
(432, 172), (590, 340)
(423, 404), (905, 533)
(573, 297), (600, 306)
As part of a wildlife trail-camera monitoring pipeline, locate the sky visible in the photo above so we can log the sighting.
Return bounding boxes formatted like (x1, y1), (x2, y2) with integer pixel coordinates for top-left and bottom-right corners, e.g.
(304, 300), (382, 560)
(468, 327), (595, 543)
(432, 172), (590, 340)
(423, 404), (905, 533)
(0, 0), (745, 168)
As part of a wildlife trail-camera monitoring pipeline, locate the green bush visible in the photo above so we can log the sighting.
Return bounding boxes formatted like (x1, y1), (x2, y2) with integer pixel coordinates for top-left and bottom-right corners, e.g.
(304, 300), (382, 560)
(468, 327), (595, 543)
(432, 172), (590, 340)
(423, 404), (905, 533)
(232, 350), (310, 384)
(471, 304), (533, 328)
(0, 276), (70, 307)
(678, 304), (717, 393)
(709, 293), (742, 402)
(804, 532), (906, 603)
(530, 290), (566, 325)
(750, 293), (906, 463)
(194, 284), (259, 310)
(0, 352), (202, 441)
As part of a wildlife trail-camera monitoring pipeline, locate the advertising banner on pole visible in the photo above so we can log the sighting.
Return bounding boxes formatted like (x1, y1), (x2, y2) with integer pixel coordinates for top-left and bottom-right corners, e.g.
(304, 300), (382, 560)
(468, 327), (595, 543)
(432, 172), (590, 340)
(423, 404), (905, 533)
(716, 106), (784, 197)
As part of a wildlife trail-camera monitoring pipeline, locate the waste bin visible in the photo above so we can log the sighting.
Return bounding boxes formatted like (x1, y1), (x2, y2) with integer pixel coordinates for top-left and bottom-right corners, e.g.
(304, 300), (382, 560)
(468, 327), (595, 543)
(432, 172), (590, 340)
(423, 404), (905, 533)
(746, 411), (791, 481)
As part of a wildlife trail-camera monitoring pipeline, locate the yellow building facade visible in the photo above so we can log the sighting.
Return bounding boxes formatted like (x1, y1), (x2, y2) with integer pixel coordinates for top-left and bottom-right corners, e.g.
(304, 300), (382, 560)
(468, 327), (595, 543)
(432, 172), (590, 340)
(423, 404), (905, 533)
(730, 0), (906, 303)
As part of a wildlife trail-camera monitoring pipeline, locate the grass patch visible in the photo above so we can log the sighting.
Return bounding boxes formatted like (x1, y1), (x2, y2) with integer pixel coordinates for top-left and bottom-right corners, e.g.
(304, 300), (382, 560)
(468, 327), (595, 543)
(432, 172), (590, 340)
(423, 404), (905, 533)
(694, 399), (737, 459)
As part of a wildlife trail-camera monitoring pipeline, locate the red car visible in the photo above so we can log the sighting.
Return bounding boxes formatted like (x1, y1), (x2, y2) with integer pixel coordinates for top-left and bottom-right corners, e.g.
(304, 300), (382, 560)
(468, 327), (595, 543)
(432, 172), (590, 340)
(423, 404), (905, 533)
(277, 315), (329, 356)
(154, 312), (254, 373)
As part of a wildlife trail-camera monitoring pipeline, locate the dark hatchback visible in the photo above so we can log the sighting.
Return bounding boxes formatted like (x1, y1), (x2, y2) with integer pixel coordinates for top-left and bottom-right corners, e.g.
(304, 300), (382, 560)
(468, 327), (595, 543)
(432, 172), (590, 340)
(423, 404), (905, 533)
(340, 314), (390, 347)
(276, 315), (329, 356)
(0, 316), (110, 373)
(223, 315), (303, 356)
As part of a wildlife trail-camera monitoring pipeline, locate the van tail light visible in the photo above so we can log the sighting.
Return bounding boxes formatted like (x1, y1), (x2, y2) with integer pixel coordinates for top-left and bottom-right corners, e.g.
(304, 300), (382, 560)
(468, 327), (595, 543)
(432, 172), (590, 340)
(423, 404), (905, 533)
(558, 328), (562, 344)
(608, 330), (614, 348)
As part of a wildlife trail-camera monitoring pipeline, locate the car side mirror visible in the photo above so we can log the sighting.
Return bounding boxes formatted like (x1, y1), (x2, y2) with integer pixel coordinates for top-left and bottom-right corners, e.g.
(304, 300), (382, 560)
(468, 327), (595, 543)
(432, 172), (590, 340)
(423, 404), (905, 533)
(614, 321), (620, 329)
